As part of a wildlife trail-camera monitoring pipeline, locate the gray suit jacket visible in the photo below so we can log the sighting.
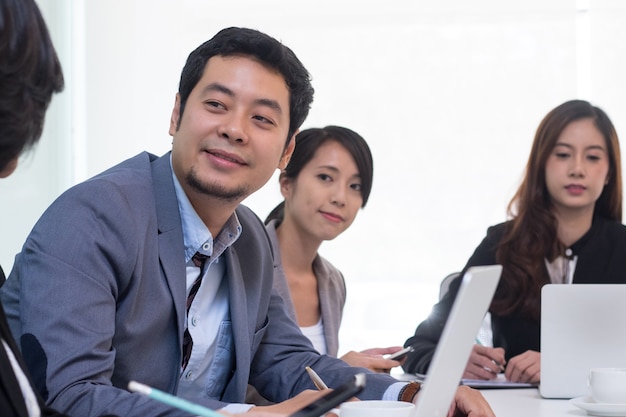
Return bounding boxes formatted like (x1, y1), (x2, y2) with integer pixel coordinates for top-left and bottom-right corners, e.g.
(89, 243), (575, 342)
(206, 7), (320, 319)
(266, 219), (346, 357)
(0, 152), (396, 417)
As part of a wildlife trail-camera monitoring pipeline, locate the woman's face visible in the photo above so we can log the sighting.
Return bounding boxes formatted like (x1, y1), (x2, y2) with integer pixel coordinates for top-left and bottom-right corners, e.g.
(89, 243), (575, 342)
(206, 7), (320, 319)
(281, 140), (363, 243)
(544, 118), (610, 218)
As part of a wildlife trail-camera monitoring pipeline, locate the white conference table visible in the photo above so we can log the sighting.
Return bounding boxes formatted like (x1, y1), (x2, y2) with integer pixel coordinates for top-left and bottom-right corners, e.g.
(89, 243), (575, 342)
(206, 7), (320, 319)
(480, 388), (589, 416)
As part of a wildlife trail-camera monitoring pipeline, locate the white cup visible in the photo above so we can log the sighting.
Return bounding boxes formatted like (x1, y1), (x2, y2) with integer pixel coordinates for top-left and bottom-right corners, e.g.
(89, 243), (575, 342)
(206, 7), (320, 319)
(589, 368), (626, 404)
(339, 400), (415, 417)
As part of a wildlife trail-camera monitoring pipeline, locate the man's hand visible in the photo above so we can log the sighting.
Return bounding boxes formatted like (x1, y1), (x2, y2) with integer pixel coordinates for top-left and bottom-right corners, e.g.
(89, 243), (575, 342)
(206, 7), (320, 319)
(445, 385), (496, 417)
(249, 389), (342, 416)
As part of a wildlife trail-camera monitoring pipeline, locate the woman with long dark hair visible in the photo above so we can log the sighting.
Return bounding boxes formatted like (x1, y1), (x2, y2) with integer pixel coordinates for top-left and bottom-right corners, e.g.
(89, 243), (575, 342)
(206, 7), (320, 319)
(403, 99), (626, 384)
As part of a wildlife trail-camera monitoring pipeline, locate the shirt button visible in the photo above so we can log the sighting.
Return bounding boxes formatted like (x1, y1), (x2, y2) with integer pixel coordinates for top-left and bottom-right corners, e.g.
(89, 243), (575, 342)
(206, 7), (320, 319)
(186, 371), (193, 379)
(203, 243), (210, 251)
(191, 316), (197, 326)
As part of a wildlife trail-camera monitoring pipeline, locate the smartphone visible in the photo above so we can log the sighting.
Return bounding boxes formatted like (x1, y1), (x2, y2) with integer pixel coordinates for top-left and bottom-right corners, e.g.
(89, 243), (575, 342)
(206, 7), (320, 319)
(289, 373), (366, 417)
(385, 346), (415, 361)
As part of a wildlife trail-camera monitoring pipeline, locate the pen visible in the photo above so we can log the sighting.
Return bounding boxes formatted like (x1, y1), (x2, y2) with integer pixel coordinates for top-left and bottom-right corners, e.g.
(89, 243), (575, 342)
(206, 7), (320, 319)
(128, 381), (223, 417)
(475, 339), (505, 373)
(305, 366), (329, 390)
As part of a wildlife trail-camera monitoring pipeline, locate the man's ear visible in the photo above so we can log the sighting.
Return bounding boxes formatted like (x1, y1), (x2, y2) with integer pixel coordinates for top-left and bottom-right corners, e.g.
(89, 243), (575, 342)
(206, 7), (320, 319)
(278, 171), (291, 198)
(278, 132), (297, 169)
(169, 93), (181, 136)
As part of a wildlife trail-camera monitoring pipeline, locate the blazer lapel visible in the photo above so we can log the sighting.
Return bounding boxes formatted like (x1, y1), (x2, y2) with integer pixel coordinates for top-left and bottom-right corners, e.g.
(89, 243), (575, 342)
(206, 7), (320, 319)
(222, 246), (250, 400)
(221, 207), (274, 401)
(151, 154), (187, 344)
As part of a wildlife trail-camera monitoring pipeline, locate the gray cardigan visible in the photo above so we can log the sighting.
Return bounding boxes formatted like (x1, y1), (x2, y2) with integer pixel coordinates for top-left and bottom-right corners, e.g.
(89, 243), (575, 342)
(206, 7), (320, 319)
(266, 219), (347, 357)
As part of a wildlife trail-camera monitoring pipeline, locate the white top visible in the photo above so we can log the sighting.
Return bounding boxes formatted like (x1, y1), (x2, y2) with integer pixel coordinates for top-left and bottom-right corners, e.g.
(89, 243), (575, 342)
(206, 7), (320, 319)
(545, 250), (578, 284)
(300, 318), (327, 355)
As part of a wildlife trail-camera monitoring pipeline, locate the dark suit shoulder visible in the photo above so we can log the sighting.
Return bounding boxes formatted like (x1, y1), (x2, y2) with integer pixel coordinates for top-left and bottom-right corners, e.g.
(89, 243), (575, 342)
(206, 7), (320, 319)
(235, 204), (264, 229)
(484, 221), (511, 240)
(87, 152), (158, 183)
(460, 221), (511, 269)
(593, 216), (626, 240)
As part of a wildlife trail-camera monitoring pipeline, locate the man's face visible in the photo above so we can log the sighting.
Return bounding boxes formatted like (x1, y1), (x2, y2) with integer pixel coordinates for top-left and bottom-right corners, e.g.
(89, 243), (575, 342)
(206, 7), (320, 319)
(170, 55), (294, 205)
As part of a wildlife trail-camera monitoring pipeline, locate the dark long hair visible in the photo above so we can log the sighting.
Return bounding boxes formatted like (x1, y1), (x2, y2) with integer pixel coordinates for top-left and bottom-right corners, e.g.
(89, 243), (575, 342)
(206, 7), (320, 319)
(0, 0), (64, 171)
(492, 100), (622, 320)
(265, 125), (374, 225)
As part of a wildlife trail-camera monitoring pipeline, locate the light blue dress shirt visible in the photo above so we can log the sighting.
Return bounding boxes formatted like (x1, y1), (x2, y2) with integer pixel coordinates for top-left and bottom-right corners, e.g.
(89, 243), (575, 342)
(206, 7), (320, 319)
(170, 161), (252, 413)
(170, 160), (406, 409)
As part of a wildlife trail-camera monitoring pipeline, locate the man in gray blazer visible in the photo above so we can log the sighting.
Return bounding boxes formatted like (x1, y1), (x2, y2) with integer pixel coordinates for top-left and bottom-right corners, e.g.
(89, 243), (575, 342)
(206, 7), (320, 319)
(0, 27), (494, 417)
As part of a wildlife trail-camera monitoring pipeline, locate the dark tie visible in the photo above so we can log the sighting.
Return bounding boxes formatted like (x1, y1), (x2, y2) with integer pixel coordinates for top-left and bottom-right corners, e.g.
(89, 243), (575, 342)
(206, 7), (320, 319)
(182, 252), (209, 370)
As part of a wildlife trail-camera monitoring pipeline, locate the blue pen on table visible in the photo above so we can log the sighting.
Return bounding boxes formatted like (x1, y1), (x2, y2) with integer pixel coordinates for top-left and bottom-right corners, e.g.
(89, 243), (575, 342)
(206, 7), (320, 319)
(128, 380), (223, 417)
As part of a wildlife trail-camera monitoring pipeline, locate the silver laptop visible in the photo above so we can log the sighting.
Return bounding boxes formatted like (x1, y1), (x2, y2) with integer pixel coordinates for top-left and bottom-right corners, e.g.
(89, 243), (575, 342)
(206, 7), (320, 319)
(540, 284), (626, 399)
(413, 265), (502, 417)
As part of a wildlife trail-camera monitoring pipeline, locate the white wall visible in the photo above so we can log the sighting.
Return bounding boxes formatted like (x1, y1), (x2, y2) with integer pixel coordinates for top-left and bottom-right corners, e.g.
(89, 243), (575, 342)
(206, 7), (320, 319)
(2, 0), (626, 354)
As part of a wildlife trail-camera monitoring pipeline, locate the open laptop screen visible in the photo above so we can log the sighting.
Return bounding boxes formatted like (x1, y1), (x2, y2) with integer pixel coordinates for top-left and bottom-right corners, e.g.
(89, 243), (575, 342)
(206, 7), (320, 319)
(540, 284), (626, 399)
(414, 265), (501, 417)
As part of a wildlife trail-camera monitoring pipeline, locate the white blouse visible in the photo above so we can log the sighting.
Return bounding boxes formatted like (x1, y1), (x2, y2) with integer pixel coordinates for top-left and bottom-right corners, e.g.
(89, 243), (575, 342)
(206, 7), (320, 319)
(300, 318), (327, 355)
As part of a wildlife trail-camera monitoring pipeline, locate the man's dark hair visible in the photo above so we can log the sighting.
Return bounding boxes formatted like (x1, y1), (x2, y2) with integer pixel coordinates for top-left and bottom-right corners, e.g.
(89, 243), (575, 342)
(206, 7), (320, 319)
(177, 27), (314, 144)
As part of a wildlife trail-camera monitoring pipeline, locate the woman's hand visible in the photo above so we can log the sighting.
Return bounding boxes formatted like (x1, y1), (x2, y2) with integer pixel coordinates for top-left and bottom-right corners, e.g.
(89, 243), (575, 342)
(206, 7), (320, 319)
(340, 346), (405, 373)
(504, 350), (540, 383)
(463, 345), (506, 380)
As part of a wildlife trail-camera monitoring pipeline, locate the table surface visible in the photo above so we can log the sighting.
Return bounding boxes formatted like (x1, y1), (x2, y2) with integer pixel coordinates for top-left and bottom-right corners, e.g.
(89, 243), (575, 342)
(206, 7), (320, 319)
(480, 388), (591, 417)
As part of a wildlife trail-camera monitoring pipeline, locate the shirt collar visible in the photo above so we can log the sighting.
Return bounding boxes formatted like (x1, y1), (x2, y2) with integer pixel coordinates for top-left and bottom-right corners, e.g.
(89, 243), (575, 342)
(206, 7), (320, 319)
(169, 156), (241, 263)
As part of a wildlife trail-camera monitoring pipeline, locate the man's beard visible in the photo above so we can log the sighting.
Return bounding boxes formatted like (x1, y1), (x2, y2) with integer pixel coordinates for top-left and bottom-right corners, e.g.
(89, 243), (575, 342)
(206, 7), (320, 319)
(185, 167), (248, 202)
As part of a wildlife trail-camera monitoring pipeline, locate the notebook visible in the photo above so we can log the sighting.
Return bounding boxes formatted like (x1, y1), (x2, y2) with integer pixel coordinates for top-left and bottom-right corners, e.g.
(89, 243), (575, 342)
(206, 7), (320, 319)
(413, 264), (502, 417)
(540, 284), (626, 399)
